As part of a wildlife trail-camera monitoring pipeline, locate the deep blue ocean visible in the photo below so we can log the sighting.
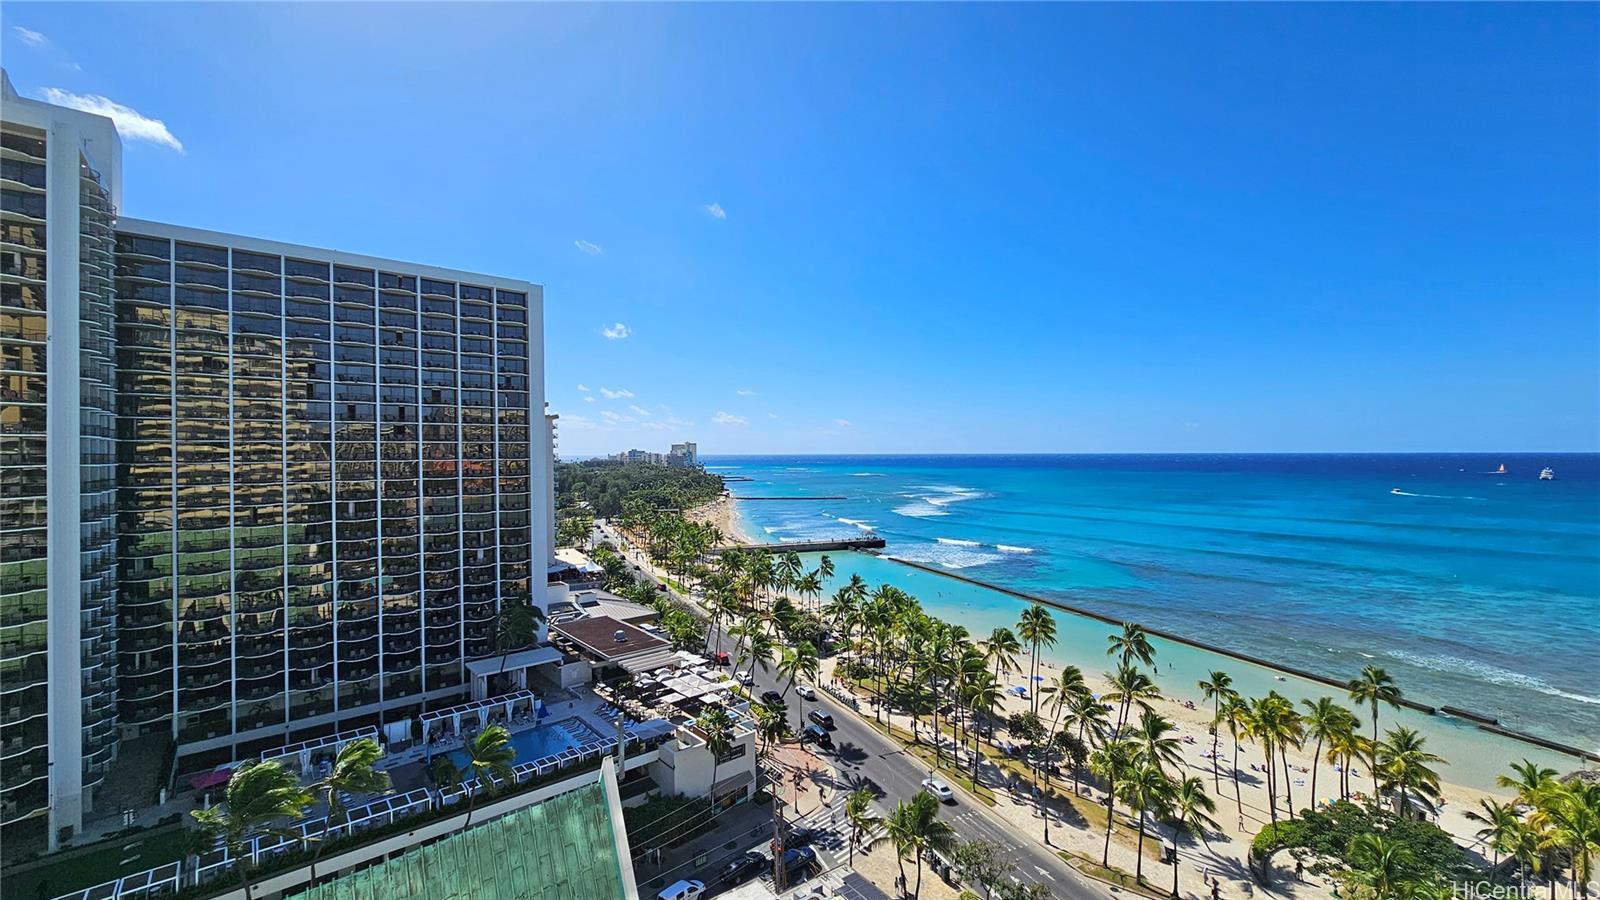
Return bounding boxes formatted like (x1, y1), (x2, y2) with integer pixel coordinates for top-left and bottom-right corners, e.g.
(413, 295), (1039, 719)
(705, 453), (1600, 781)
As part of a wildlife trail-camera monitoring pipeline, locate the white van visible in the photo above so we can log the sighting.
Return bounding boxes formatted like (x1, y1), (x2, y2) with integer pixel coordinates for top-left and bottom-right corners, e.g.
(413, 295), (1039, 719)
(657, 879), (705, 900)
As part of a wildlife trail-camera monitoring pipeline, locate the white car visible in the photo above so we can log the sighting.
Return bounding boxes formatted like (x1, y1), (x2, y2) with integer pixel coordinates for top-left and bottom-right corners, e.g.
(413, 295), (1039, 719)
(921, 778), (955, 803)
(796, 684), (818, 701)
(657, 879), (705, 900)
(737, 670), (756, 686)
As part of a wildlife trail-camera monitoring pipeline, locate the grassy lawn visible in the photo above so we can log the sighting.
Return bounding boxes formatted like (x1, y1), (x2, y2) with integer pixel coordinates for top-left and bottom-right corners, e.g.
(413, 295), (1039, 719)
(7, 826), (193, 899)
(1059, 850), (1175, 900)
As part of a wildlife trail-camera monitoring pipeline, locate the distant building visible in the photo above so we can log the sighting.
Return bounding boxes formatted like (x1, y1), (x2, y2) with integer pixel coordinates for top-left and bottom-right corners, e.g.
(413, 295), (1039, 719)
(608, 442), (699, 468)
(669, 441), (698, 467)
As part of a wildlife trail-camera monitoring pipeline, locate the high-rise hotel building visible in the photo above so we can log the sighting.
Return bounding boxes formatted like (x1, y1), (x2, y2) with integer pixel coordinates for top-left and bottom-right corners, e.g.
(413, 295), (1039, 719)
(1, 72), (550, 855)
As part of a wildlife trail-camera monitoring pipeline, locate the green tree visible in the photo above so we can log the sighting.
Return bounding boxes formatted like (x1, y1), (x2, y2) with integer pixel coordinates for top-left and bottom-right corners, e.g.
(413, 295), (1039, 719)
(1092, 739), (1138, 867)
(697, 706), (735, 809)
(1346, 666), (1403, 802)
(308, 738), (390, 884)
(1347, 832), (1415, 899)
(844, 787), (884, 867)
(886, 790), (959, 900)
(460, 724), (516, 831)
(1198, 670), (1236, 792)
(189, 761), (313, 900)
(1118, 762), (1172, 884)
(1164, 775), (1220, 898)
(1375, 727), (1444, 819)
(1015, 605), (1057, 714)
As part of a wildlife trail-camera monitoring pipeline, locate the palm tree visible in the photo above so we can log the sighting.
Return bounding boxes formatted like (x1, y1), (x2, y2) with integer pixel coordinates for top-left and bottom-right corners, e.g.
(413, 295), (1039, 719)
(1092, 739), (1137, 867)
(886, 790), (958, 900)
(1106, 664), (1161, 734)
(307, 738), (390, 884)
(1015, 605), (1057, 713)
(1043, 665), (1091, 795)
(844, 788), (884, 868)
(697, 706), (735, 812)
(1376, 726), (1444, 818)
(189, 761), (313, 900)
(1119, 761), (1171, 884)
(1465, 797), (1523, 870)
(980, 626), (1023, 691)
(492, 597), (545, 691)
(777, 640), (819, 701)
(1533, 781), (1599, 900)
(1164, 775), (1220, 898)
(1107, 622), (1156, 670)
(1499, 759), (1559, 809)
(460, 724), (516, 831)
(1300, 697), (1353, 807)
(1198, 671), (1235, 791)
(1221, 696), (1249, 815)
(1131, 710), (1184, 774)
(1067, 691), (1109, 796)
(1348, 832), (1415, 899)
(1346, 665), (1402, 802)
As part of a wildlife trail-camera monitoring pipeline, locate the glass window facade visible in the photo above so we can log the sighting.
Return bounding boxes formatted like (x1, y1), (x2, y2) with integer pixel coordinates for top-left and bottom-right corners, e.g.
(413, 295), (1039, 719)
(113, 232), (541, 755)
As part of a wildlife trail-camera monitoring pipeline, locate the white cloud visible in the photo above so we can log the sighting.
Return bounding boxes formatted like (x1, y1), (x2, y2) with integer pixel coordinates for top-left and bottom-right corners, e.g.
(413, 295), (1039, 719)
(768, 413), (780, 419)
(38, 88), (184, 152)
(576, 384), (590, 392)
(574, 239), (602, 256)
(705, 202), (727, 220)
(584, 396), (595, 403)
(599, 387), (634, 400)
(13, 26), (48, 46)
(628, 405), (652, 417)
(833, 419), (852, 428)
(735, 389), (757, 396)
(601, 322), (630, 340)
(712, 411), (748, 426)
(562, 413), (601, 430)
(641, 415), (693, 432)
(600, 410), (635, 424)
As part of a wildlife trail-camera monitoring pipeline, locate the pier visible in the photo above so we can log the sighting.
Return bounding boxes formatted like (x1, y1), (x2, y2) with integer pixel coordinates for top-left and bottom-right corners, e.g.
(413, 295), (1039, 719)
(711, 537), (887, 554)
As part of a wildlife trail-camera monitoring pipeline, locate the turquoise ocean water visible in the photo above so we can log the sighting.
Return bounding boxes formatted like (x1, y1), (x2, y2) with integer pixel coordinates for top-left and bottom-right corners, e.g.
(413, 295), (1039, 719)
(706, 454), (1600, 790)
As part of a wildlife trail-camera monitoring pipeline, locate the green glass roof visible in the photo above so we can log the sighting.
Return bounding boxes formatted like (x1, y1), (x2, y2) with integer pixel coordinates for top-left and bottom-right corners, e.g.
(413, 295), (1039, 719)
(291, 781), (628, 900)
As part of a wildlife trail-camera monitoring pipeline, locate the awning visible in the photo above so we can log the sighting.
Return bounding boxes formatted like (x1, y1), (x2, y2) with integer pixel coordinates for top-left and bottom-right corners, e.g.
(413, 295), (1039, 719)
(464, 646), (564, 679)
(190, 767), (232, 791)
(619, 647), (683, 674)
(712, 770), (753, 795)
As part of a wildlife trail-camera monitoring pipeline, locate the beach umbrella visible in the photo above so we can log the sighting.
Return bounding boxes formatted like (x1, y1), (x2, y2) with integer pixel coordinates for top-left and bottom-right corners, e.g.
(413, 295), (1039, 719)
(1032, 674), (1046, 682)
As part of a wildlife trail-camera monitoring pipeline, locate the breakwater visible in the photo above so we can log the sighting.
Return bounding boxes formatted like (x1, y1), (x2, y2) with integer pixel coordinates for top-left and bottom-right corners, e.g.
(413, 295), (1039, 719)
(877, 553), (1600, 765)
(712, 537), (886, 554)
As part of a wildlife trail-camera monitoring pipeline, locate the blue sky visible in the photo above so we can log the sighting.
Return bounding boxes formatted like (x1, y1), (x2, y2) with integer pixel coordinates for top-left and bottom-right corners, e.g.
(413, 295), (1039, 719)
(6, 3), (1596, 455)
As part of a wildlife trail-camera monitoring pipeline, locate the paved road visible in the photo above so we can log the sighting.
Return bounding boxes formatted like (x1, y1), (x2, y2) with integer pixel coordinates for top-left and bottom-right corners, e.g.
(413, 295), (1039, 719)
(591, 523), (1101, 899)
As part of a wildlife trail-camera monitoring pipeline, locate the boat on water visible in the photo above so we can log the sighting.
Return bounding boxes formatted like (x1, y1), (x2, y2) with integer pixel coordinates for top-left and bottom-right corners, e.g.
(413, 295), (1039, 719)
(1495, 463), (1507, 474)
(1540, 467), (1555, 481)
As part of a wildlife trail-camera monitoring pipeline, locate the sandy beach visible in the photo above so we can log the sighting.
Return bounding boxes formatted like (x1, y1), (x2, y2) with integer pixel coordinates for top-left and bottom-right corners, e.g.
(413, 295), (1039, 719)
(691, 496), (1530, 876)
(687, 492), (744, 546)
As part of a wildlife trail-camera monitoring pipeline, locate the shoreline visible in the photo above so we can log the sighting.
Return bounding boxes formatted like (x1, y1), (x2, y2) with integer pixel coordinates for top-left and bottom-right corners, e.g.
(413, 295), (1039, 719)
(701, 493), (1597, 783)
(884, 555), (1599, 766)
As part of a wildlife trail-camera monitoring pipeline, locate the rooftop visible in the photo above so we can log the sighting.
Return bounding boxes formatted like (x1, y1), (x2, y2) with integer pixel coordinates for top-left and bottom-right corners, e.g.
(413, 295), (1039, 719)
(552, 616), (667, 663)
(289, 780), (630, 900)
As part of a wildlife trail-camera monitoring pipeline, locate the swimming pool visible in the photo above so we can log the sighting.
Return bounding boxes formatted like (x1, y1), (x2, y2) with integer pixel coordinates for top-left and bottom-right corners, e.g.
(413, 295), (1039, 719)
(448, 720), (577, 771)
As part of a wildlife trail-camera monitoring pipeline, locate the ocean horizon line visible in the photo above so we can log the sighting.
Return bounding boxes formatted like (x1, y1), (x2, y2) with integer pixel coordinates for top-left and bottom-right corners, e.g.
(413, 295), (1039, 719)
(699, 450), (1600, 458)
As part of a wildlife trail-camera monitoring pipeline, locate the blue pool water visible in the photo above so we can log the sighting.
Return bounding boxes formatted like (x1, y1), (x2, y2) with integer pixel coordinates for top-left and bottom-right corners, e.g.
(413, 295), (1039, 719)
(707, 453), (1600, 786)
(450, 720), (577, 771)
